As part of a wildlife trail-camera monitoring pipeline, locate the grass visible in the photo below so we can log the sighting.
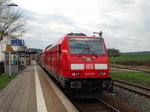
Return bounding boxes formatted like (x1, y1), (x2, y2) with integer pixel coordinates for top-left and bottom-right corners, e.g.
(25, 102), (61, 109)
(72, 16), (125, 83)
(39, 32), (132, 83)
(109, 53), (150, 62)
(0, 73), (17, 90)
(109, 53), (150, 67)
(112, 72), (150, 87)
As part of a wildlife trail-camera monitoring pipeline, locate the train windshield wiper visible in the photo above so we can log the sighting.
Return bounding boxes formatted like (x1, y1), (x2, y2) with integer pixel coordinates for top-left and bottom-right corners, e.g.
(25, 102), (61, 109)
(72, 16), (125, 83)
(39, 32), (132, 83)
(86, 43), (98, 58)
(78, 41), (88, 57)
(88, 49), (98, 57)
(78, 46), (87, 57)
(78, 41), (98, 57)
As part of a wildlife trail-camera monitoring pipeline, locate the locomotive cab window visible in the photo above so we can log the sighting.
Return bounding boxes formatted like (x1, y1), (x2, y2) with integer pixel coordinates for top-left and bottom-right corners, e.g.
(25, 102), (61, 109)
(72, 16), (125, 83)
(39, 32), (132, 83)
(69, 37), (105, 55)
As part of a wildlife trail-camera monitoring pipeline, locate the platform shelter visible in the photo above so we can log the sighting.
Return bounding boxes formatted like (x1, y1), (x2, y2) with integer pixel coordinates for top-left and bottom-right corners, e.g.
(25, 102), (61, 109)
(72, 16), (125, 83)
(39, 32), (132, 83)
(3, 49), (36, 74)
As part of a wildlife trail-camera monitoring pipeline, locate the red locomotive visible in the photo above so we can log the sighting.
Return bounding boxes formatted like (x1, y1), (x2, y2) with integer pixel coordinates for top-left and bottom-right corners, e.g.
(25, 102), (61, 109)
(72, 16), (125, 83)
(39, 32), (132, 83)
(39, 32), (113, 98)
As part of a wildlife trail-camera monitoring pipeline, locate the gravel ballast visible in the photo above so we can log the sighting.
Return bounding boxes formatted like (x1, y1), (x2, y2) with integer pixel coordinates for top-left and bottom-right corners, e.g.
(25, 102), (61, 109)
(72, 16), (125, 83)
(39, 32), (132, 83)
(113, 86), (150, 112)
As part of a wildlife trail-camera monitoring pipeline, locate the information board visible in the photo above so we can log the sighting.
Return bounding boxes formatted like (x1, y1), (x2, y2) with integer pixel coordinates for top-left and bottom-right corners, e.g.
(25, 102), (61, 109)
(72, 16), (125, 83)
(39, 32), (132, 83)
(11, 40), (25, 46)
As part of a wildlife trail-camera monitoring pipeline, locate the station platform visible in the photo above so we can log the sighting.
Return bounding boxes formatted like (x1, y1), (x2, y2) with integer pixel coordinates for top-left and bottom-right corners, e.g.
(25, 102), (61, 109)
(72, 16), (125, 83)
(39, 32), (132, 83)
(0, 62), (78, 112)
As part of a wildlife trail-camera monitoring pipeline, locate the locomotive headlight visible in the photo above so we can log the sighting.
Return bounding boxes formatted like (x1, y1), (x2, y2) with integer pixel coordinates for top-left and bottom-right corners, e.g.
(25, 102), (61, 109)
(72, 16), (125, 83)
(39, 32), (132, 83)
(92, 56), (96, 59)
(99, 72), (107, 76)
(82, 56), (86, 60)
(72, 72), (80, 76)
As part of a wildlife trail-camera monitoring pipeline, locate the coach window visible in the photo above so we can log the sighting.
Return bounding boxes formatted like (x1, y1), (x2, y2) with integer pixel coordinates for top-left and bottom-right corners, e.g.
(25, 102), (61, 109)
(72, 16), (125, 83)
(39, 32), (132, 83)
(58, 45), (62, 55)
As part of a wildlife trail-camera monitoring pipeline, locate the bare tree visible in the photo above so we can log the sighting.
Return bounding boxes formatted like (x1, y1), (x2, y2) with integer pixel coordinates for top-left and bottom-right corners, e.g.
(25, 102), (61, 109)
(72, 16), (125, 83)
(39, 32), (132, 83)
(0, 0), (25, 41)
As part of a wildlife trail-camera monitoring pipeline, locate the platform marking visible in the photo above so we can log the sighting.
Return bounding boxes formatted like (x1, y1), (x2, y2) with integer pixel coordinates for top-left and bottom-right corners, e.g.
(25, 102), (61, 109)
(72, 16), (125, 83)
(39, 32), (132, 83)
(34, 62), (47, 112)
(42, 70), (79, 112)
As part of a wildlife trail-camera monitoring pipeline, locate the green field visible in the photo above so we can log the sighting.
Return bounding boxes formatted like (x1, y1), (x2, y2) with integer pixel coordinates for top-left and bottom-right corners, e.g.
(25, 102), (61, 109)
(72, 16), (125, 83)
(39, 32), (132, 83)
(0, 73), (17, 90)
(109, 53), (150, 68)
(109, 53), (150, 62)
(112, 72), (150, 87)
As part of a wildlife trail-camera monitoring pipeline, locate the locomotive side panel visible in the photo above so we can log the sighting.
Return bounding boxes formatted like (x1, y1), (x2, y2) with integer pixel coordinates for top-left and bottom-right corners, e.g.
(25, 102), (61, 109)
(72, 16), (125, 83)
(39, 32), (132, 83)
(56, 37), (71, 86)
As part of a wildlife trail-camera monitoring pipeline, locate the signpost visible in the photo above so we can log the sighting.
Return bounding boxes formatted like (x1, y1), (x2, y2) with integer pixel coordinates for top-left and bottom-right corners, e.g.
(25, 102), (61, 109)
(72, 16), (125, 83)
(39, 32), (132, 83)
(6, 44), (13, 78)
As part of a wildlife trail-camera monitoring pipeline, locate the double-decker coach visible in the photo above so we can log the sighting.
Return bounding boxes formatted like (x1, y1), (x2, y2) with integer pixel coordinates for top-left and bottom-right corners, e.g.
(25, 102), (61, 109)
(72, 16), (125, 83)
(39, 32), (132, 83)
(42, 32), (113, 98)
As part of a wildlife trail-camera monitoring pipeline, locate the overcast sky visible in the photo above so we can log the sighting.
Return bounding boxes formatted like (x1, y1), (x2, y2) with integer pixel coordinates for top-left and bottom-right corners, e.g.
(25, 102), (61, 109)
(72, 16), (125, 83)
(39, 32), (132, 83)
(12, 0), (150, 52)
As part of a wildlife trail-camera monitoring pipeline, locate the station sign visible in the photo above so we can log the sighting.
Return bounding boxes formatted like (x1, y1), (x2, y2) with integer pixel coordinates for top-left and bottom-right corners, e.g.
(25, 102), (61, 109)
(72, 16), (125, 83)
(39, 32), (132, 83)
(11, 40), (25, 46)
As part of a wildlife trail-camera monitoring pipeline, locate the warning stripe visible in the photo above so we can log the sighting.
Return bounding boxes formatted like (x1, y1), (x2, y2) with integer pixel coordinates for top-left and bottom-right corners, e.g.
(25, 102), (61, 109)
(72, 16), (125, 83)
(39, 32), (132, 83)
(34, 62), (47, 112)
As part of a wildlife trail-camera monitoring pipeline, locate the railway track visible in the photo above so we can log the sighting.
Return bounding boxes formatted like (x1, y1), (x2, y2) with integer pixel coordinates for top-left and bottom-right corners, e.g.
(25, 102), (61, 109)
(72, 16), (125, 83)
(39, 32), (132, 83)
(113, 78), (150, 98)
(72, 98), (119, 112)
(111, 66), (150, 74)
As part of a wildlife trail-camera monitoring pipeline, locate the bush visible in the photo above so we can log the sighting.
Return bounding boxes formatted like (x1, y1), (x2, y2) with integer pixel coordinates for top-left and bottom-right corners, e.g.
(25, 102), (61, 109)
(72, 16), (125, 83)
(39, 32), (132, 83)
(107, 48), (120, 57)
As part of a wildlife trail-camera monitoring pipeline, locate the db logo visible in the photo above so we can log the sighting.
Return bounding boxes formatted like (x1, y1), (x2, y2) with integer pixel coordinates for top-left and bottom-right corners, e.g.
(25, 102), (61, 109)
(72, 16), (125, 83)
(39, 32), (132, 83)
(86, 64), (93, 69)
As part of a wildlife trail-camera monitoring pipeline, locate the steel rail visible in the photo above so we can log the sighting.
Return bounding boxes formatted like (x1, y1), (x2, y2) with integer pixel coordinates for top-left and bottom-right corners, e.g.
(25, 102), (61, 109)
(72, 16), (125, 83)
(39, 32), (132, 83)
(113, 78), (150, 91)
(113, 82), (150, 98)
(110, 66), (150, 73)
(71, 98), (120, 112)
(97, 98), (120, 112)
(71, 100), (85, 112)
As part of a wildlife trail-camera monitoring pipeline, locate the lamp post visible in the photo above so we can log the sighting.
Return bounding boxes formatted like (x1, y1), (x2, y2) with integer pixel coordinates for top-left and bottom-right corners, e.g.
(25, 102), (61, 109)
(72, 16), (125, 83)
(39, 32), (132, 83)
(7, 3), (18, 43)
(21, 31), (25, 40)
(7, 3), (18, 78)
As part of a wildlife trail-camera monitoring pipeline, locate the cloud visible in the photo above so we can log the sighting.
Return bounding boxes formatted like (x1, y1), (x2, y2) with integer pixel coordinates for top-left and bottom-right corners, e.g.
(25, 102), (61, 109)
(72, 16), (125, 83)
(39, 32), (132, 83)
(12, 0), (150, 52)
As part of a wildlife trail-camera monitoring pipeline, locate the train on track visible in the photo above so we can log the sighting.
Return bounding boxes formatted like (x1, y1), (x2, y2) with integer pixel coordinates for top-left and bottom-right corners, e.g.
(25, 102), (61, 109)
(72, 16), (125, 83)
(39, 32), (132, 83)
(37, 32), (113, 98)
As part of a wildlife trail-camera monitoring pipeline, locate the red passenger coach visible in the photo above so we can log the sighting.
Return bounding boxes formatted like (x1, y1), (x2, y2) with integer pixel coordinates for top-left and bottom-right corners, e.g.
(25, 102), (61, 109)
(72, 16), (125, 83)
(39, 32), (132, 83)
(42, 32), (113, 98)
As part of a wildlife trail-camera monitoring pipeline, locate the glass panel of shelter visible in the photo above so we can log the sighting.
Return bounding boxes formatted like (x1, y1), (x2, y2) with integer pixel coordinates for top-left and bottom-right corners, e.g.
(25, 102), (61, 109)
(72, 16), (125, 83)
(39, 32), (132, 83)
(3, 51), (31, 74)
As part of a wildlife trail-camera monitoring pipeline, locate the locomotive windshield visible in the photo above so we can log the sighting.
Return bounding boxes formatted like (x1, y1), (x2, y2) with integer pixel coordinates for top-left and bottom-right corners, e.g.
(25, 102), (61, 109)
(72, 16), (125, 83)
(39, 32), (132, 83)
(69, 37), (105, 54)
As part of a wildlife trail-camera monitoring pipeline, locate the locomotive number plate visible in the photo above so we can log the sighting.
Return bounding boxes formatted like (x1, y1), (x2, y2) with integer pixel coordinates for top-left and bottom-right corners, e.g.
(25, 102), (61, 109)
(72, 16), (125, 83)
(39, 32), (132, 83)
(85, 72), (95, 75)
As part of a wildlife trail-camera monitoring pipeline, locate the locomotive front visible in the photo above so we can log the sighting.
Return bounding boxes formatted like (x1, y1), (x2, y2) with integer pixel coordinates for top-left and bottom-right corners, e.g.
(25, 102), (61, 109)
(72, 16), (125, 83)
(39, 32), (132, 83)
(62, 34), (113, 97)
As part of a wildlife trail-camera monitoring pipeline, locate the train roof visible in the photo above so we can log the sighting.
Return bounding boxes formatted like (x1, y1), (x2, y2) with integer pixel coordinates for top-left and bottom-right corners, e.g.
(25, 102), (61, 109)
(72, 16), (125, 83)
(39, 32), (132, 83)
(65, 32), (103, 38)
(44, 32), (104, 52)
(66, 32), (87, 36)
(66, 31), (103, 37)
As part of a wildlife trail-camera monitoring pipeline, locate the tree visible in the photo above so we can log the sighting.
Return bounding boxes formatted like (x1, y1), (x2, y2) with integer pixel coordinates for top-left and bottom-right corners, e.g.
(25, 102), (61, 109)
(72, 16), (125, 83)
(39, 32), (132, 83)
(107, 48), (120, 57)
(0, 0), (25, 41)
